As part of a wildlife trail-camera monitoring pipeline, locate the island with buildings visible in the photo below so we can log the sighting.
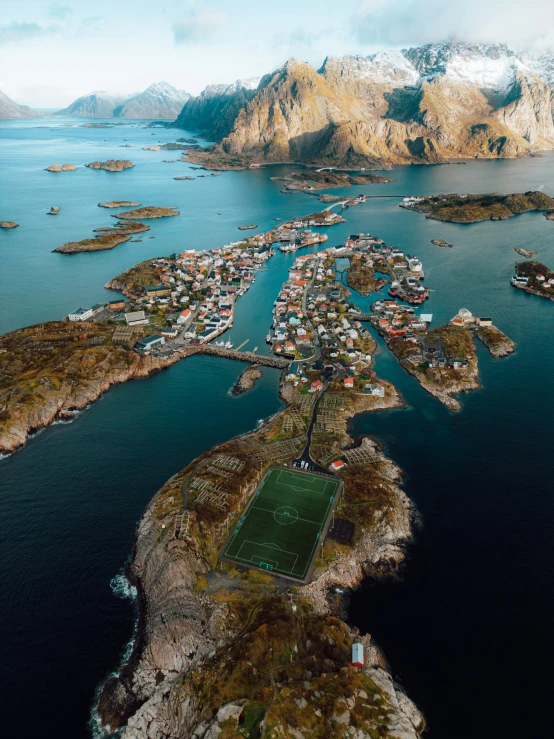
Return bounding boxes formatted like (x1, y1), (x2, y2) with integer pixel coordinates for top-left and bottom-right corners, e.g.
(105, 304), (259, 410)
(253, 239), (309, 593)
(1, 208), (346, 455)
(400, 191), (554, 223)
(511, 261), (554, 301)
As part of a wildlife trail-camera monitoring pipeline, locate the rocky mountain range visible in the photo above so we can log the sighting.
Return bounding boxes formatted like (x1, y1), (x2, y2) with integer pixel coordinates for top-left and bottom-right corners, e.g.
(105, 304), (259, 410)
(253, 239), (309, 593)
(56, 81), (190, 119)
(0, 89), (39, 119)
(178, 40), (554, 168)
(174, 77), (261, 139)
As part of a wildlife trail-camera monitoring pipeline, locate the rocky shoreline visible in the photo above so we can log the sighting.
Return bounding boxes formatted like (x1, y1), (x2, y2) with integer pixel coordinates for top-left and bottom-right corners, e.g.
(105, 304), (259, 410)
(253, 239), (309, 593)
(230, 364), (263, 396)
(0, 343), (183, 456)
(475, 325), (516, 358)
(95, 370), (424, 738)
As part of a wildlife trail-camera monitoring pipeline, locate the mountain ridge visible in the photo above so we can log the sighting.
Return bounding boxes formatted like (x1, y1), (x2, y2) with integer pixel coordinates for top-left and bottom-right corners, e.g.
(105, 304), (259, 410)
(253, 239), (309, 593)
(56, 81), (190, 119)
(178, 40), (554, 169)
(0, 89), (39, 120)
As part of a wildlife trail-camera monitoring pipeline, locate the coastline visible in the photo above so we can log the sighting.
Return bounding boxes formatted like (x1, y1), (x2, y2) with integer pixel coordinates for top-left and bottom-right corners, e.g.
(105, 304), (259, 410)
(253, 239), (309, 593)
(95, 369), (424, 738)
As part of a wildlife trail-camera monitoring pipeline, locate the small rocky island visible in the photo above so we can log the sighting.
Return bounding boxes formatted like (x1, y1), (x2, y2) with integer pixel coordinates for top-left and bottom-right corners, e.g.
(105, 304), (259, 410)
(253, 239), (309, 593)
(238, 224), (257, 230)
(273, 170), (393, 193)
(54, 221), (149, 253)
(0, 221), (19, 229)
(98, 201), (141, 209)
(401, 191), (554, 223)
(231, 364), (263, 396)
(113, 206), (180, 220)
(47, 206), (60, 216)
(514, 247), (536, 257)
(512, 261), (554, 301)
(432, 239), (453, 248)
(85, 160), (134, 172)
(45, 163), (77, 172)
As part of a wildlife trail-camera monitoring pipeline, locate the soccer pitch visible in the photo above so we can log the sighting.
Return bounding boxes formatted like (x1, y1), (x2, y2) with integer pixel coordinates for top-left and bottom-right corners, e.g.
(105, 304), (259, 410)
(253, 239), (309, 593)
(222, 466), (341, 582)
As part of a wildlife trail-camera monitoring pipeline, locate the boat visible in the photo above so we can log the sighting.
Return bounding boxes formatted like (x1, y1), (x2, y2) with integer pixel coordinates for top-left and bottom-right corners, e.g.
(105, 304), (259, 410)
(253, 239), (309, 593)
(225, 338), (234, 349)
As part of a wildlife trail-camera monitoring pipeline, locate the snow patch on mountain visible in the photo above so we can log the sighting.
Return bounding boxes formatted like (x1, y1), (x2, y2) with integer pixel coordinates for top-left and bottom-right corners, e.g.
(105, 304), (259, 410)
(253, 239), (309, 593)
(403, 41), (533, 93)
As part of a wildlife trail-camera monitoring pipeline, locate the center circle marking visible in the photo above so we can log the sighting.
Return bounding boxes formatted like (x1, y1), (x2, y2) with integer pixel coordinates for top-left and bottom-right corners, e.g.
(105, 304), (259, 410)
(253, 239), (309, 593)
(274, 506), (298, 525)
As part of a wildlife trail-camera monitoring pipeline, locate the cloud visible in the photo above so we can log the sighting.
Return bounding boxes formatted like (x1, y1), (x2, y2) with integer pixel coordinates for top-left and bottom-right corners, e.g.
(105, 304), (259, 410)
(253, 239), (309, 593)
(0, 21), (61, 45)
(349, 0), (554, 52)
(49, 4), (73, 19)
(172, 10), (227, 45)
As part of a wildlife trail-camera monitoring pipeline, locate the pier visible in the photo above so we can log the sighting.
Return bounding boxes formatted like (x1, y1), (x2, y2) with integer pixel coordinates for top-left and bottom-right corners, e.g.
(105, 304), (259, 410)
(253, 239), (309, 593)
(181, 344), (290, 369)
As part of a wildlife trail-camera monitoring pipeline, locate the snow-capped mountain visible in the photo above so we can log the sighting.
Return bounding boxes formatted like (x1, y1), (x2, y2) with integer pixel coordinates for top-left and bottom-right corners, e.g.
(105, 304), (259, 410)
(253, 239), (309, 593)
(404, 41), (531, 95)
(56, 90), (130, 118)
(183, 40), (554, 169)
(57, 82), (190, 119)
(114, 81), (190, 119)
(0, 89), (39, 119)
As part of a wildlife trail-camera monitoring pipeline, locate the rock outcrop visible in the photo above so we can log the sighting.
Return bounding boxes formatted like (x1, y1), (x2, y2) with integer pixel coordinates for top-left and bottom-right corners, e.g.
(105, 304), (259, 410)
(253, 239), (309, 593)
(45, 163), (77, 172)
(85, 159), (134, 172)
(0, 221), (19, 229)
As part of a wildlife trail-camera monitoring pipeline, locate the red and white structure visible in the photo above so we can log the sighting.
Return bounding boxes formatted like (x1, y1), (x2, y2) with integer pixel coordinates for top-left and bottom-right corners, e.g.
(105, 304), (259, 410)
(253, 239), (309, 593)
(349, 643), (365, 669)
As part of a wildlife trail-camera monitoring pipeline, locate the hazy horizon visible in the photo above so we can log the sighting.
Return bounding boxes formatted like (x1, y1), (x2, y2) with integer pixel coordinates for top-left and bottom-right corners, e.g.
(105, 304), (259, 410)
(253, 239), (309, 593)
(1, 0), (553, 108)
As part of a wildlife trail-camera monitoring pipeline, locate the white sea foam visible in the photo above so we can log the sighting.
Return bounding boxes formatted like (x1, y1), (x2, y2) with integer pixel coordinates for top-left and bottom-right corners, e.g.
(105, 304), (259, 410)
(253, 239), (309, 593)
(110, 571), (138, 601)
(89, 572), (138, 737)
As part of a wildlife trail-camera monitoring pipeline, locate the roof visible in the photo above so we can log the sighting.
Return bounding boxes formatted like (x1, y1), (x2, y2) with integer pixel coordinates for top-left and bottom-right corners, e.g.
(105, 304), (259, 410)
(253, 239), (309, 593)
(137, 334), (164, 346)
(126, 310), (146, 322)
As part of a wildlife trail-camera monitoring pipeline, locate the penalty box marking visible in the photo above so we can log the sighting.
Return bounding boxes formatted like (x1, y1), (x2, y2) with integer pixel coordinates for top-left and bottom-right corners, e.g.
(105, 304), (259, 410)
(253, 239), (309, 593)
(236, 540), (299, 573)
(274, 470), (332, 495)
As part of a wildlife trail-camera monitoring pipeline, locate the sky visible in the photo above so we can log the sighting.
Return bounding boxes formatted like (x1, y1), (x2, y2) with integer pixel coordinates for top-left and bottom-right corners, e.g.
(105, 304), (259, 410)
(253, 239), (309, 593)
(0, 0), (553, 108)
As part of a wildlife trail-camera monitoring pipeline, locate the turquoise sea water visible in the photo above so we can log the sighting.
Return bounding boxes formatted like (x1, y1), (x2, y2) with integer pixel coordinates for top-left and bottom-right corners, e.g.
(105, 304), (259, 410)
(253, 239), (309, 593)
(1, 118), (554, 738)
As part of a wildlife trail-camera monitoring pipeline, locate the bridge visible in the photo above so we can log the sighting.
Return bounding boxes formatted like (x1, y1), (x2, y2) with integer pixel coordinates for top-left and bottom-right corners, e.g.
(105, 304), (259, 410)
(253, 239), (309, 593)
(180, 344), (291, 369)
(347, 312), (374, 322)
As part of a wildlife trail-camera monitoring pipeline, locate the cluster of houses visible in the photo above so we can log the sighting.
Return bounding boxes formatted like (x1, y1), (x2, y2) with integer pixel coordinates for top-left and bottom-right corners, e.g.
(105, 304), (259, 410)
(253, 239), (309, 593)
(337, 232), (428, 303)
(273, 250), (385, 394)
(63, 211), (348, 357)
(369, 303), (490, 370)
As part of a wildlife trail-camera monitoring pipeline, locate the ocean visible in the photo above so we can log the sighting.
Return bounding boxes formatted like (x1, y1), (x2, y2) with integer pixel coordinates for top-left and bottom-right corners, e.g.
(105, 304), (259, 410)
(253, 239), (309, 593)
(1, 117), (553, 738)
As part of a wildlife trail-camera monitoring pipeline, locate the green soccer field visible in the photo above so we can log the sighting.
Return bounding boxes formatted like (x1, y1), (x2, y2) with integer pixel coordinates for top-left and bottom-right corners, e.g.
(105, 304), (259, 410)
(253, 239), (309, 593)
(222, 466), (341, 582)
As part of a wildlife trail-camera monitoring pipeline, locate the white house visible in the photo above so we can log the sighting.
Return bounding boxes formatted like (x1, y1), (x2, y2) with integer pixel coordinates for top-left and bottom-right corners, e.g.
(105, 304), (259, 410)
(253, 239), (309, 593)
(68, 307), (93, 322)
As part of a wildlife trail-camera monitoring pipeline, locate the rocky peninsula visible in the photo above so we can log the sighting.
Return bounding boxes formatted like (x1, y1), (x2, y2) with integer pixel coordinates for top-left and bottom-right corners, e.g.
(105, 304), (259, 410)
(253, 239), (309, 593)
(96, 374), (424, 739)
(45, 163), (77, 172)
(401, 191), (554, 223)
(54, 221), (149, 253)
(85, 159), (134, 172)
(391, 324), (480, 411)
(475, 325), (516, 358)
(0, 320), (181, 455)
